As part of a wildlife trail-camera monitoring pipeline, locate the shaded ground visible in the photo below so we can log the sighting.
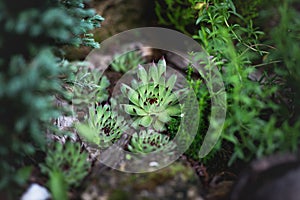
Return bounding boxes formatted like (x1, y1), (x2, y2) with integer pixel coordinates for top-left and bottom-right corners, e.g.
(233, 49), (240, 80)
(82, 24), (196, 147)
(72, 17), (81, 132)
(82, 160), (213, 200)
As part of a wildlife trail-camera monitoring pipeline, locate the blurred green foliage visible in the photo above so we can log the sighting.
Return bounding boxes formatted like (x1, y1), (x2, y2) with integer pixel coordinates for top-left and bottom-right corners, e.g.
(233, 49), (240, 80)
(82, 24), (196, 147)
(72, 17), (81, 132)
(48, 170), (68, 200)
(0, 0), (102, 198)
(40, 141), (90, 188)
(156, 0), (300, 165)
(72, 66), (110, 105)
(111, 51), (145, 73)
(184, 65), (214, 162)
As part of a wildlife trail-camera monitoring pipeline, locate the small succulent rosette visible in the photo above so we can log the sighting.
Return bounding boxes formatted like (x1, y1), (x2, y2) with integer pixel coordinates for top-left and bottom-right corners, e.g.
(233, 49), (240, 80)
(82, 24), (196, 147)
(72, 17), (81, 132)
(120, 58), (189, 131)
(40, 141), (90, 187)
(72, 66), (110, 106)
(111, 51), (145, 73)
(128, 129), (176, 154)
(76, 104), (127, 149)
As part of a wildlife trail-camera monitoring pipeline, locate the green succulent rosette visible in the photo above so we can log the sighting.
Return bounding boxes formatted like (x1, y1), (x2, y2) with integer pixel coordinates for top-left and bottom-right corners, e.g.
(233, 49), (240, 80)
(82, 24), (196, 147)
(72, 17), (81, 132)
(111, 51), (145, 73)
(121, 59), (188, 131)
(40, 141), (90, 188)
(76, 104), (127, 148)
(128, 129), (176, 154)
(72, 67), (110, 105)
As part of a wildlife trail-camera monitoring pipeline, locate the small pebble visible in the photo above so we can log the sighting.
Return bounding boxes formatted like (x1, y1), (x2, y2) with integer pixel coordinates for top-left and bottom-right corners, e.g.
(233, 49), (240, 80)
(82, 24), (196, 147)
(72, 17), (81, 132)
(21, 183), (51, 200)
(149, 161), (159, 167)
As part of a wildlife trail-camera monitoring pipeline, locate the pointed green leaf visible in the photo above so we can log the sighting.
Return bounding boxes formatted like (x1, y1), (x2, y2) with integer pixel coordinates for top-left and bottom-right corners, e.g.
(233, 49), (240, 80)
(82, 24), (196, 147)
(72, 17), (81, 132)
(165, 105), (181, 116)
(162, 92), (177, 106)
(131, 79), (138, 89)
(157, 59), (166, 77)
(158, 111), (171, 123)
(153, 119), (166, 131)
(49, 171), (68, 200)
(149, 65), (159, 84)
(121, 83), (128, 96)
(128, 88), (140, 106)
(139, 115), (153, 127)
(158, 77), (165, 91)
(88, 106), (96, 120)
(158, 84), (165, 101)
(137, 85), (147, 103)
(75, 123), (97, 144)
(123, 104), (147, 115)
(100, 75), (110, 87)
(166, 74), (177, 91)
(96, 105), (110, 121)
(137, 65), (148, 84)
(132, 118), (141, 128)
(121, 84), (140, 106)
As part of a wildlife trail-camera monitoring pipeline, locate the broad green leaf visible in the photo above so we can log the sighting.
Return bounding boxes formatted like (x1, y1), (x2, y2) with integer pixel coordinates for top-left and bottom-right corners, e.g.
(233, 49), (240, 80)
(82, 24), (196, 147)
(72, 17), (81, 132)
(100, 76), (110, 87)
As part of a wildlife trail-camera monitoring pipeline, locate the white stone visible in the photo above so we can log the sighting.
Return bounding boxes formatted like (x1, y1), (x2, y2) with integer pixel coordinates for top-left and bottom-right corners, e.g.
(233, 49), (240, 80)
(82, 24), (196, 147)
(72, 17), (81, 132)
(21, 183), (51, 200)
(149, 161), (159, 167)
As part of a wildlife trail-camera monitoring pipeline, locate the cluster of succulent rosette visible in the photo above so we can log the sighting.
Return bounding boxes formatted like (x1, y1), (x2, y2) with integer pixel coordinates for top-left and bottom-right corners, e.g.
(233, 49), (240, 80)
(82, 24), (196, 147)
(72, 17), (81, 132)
(128, 129), (176, 154)
(76, 58), (187, 154)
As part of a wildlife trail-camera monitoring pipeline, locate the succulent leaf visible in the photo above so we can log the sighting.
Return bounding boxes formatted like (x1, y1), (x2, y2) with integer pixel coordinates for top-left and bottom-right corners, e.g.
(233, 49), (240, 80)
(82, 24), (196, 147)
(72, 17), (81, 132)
(123, 104), (147, 116)
(153, 119), (166, 131)
(126, 86), (140, 106)
(158, 111), (172, 123)
(166, 74), (177, 91)
(111, 51), (145, 73)
(150, 64), (159, 84)
(165, 105), (182, 116)
(157, 59), (166, 77)
(137, 64), (148, 84)
(140, 115), (153, 127)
